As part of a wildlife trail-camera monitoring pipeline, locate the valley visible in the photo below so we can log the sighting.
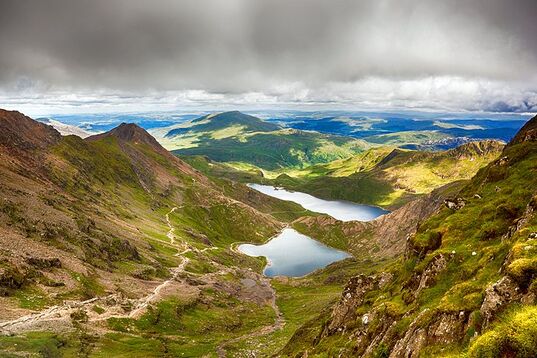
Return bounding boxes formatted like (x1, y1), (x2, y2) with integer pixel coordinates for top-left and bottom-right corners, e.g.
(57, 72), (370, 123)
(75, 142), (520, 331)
(0, 108), (535, 357)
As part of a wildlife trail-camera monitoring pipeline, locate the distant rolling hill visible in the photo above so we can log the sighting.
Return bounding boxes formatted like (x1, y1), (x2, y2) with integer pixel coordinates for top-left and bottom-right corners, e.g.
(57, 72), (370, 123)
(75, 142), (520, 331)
(150, 111), (371, 170)
(270, 112), (527, 149)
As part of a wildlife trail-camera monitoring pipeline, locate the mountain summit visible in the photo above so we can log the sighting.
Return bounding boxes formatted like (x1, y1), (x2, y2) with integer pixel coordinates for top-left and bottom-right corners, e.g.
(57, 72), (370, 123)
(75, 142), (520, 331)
(88, 122), (167, 153)
(166, 111), (280, 137)
(0, 109), (61, 151)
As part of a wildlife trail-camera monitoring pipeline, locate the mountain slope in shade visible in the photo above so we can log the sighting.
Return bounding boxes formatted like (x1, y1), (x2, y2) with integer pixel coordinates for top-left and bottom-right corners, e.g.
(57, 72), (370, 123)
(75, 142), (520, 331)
(282, 115), (537, 357)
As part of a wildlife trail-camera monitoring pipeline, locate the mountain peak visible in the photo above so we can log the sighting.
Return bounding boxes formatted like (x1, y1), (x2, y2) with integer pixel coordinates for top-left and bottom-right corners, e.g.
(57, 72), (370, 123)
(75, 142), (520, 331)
(0, 109), (61, 150)
(198, 111), (279, 130)
(509, 114), (537, 145)
(87, 122), (165, 152)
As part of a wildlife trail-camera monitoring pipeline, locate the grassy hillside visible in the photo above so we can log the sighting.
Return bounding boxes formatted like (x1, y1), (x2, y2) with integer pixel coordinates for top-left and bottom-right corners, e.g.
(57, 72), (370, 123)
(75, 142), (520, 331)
(185, 140), (504, 210)
(150, 111), (370, 170)
(279, 140), (504, 208)
(282, 116), (537, 357)
(0, 110), (340, 357)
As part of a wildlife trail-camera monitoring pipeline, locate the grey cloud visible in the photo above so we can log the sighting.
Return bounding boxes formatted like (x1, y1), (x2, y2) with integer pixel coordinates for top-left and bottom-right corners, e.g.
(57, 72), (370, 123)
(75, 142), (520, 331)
(0, 0), (536, 112)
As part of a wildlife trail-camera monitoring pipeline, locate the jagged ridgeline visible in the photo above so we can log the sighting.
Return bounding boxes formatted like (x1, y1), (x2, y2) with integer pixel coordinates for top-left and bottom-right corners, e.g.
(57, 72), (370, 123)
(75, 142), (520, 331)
(282, 115), (537, 357)
(0, 108), (535, 357)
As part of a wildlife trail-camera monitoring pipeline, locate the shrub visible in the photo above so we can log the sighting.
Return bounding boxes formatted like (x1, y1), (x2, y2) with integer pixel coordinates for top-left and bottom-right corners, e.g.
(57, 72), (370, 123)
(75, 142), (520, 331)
(410, 230), (442, 258)
(70, 309), (88, 323)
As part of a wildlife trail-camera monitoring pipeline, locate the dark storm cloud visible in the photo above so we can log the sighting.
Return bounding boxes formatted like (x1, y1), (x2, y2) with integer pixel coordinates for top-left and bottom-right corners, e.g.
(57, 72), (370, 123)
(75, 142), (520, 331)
(0, 0), (536, 113)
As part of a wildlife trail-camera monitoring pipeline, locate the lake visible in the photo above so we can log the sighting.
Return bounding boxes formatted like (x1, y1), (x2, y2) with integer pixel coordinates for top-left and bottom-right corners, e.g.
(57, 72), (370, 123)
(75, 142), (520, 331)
(238, 228), (350, 277)
(248, 183), (388, 222)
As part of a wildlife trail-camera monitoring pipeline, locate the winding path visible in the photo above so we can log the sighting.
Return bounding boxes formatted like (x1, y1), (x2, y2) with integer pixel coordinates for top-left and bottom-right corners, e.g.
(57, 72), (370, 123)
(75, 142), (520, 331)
(0, 206), (286, 356)
(216, 269), (285, 357)
(0, 207), (188, 334)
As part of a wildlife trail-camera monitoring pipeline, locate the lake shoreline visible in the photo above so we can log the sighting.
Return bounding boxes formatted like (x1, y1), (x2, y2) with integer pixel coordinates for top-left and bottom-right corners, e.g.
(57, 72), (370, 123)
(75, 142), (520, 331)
(248, 183), (389, 222)
(238, 228), (351, 277)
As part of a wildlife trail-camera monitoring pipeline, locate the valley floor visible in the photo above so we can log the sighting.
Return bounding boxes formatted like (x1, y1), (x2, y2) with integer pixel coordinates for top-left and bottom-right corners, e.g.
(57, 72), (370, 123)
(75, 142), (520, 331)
(0, 204), (348, 357)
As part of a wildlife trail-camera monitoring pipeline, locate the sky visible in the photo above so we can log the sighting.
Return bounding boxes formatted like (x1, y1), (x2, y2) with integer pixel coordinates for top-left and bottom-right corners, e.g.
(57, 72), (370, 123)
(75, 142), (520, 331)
(0, 0), (536, 116)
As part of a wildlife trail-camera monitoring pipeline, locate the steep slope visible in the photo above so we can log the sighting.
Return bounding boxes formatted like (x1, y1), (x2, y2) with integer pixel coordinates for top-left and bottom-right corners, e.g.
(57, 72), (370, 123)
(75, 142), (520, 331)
(282, 115), (537, 357)
(151, 111), (370, 170)
(292, 180), (461, 260)
(0, 109), (61, 152)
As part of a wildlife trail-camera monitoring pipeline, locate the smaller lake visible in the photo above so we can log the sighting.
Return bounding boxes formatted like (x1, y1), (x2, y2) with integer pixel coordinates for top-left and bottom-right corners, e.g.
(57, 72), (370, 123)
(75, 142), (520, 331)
(248, 184), (388, 222)
(238, 228), (350, 277)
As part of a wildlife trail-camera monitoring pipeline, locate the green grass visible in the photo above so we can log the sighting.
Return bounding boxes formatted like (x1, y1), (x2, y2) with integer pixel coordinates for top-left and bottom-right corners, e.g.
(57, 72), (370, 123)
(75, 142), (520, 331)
(13, 286), (53, 310)
(183, 141), (502, 209)
(0, 332), (79, 357)
(104, 289), (277, 356)
(174, 130), (368, 171)
(160, 111), (370, 170)
(466, 306), (537, 358)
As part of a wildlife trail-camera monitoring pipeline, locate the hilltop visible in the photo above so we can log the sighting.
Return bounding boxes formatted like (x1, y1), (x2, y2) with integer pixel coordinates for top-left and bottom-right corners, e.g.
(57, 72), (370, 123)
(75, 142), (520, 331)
(151, 111), (371, 170)
(167, 111), (280, 136)
(0, 109), (61, 151)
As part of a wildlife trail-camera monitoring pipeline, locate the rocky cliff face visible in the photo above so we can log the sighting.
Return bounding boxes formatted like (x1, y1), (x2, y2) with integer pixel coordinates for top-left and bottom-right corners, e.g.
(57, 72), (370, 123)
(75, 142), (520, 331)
(292, 181), (457, 260)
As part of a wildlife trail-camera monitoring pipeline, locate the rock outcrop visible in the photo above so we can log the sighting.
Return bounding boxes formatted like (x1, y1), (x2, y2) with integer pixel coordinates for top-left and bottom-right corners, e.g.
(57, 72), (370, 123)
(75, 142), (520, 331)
(444, 197), (466, 210)
(480, 276), (522, 328)
(509, 114), (537, 145)
(326, 274), (388, 333)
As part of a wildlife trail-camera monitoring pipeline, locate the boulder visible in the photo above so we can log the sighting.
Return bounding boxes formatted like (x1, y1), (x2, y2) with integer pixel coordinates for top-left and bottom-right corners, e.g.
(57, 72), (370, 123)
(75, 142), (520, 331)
(480, 276), (522, 328)
(444, 197), (466, 210)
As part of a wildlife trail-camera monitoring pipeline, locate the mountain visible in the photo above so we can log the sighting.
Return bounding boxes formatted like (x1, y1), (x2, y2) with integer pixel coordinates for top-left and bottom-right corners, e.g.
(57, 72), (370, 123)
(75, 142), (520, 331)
(0, 109), (61, 151)
(1, 108), (535, 357)
(282, 115), (537, 357)
(272, 140), (504, 209)
(0, 109), (312, 356)
(167, 110), (281, 135)
(151, 111), (371, 170)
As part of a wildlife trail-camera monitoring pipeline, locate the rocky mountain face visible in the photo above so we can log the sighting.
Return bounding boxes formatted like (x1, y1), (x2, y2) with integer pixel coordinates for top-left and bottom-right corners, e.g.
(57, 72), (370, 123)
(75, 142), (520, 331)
(292, 181), (458, 260)
(88, 122), (169, 155)
(282, 115), (537, 357)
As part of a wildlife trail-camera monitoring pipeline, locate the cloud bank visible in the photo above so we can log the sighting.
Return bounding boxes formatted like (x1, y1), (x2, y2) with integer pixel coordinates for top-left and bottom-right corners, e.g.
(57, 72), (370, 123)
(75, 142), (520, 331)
(0, 0), (536, 114)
